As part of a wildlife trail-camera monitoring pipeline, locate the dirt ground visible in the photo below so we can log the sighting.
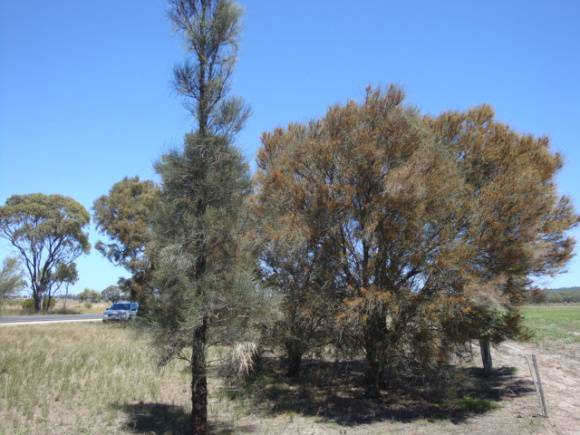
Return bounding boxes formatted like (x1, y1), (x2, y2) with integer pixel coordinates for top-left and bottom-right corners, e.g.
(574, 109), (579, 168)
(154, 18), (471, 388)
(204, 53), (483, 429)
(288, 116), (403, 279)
(489, 341), (580, 435)
(230, 341), (580, 435)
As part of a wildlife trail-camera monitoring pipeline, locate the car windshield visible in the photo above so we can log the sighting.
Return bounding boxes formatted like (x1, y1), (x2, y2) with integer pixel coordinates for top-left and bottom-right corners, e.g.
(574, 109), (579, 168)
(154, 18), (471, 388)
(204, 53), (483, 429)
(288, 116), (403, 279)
(110, 303), (130, 311)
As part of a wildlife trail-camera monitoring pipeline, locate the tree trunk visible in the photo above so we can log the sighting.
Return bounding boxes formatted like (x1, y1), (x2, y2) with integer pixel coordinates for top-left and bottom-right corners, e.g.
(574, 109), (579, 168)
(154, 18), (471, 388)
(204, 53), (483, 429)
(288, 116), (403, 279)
(364, 334), (382, 398)
(364, 314), (383, 398)
(480, 338), (493, 376)
(191, 317), (208, 435)
(365, 351), (381, 399)
(45, 292), (53, 312)
(285, 341), (303, 378)
(33, 292), (42, 313)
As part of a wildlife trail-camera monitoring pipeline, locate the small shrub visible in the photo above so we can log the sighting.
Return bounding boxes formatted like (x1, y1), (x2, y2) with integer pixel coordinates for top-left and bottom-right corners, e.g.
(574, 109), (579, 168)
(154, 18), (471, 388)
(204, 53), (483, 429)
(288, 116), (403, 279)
(21, 299), (35, 313)
(84, 302), (93, 310)
(21, 298), (56, 313)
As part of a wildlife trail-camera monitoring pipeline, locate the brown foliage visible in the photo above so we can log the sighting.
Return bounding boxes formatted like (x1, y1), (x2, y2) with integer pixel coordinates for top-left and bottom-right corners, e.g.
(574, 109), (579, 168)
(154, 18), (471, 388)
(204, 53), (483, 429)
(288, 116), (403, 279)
(253, 85), (577, 396)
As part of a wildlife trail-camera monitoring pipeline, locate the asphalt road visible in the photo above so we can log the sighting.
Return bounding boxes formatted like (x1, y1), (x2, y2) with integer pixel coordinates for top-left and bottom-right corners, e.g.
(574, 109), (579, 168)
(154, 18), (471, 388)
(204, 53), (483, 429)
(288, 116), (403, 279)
(0, 314), (102, 326)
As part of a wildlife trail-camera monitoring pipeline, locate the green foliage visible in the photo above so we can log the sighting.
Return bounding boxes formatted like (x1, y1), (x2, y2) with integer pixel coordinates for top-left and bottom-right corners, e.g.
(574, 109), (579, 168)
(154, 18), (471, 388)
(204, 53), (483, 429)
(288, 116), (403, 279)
(151, 129), (269, 356)
(457, 396), (498, 414)
(20, 298), (35, 313)
(169, 0), (250, 138)
(93, 177), (159, 300)
(0, 257), (25, 304)
(101, 285), (126, 302)
(544, 287), (580, 303)
(21, 298), (55, 313)
(77, 288), (101, 303)
(148, 1), (268, 432)
(0, 193), (90, 311)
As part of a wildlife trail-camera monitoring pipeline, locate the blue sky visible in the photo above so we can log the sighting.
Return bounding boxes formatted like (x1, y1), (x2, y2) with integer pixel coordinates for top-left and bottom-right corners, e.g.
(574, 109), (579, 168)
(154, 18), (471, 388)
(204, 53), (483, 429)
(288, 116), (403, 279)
(1, 0), (579, 293)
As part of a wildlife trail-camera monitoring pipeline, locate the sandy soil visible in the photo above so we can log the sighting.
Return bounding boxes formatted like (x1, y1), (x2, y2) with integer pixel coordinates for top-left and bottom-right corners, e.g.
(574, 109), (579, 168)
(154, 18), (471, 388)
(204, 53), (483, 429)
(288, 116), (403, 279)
(238, 341), (580, 435)
(491, 341), (580, 435)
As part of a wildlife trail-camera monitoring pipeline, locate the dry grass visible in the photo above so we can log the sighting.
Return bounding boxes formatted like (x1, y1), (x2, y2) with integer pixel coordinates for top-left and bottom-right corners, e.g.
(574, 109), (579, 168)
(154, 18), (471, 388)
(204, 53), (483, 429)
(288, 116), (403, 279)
(0, 299), (109, 316)
(0, 324), (191, 434)
(0, 324), (549, 435)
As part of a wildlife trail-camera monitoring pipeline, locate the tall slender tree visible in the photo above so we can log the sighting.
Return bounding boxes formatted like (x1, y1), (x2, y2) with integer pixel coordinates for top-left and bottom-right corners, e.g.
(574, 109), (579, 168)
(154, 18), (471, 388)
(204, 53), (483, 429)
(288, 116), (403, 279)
(150, 1), (259, 433)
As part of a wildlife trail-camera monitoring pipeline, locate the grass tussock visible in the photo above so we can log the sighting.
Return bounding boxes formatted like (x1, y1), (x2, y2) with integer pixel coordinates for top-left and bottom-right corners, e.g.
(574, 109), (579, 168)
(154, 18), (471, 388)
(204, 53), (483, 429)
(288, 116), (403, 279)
(457, 396), (499, 414)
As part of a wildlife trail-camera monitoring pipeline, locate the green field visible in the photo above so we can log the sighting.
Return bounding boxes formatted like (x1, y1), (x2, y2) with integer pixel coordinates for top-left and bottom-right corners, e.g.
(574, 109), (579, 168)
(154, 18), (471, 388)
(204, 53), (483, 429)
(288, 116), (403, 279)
(522, 304), (580, 344)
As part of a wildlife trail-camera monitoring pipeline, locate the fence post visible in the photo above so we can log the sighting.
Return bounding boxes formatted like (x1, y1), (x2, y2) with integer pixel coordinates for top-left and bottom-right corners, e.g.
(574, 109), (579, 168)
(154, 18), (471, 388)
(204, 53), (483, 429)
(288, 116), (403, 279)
(528, 354), (548, 417)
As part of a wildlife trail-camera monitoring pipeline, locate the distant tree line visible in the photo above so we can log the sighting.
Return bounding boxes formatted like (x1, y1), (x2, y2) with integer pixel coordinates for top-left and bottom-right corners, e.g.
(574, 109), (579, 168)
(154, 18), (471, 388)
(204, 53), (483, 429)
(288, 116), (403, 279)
(1, 1), (578, 434)
(526, 287), (580, 303)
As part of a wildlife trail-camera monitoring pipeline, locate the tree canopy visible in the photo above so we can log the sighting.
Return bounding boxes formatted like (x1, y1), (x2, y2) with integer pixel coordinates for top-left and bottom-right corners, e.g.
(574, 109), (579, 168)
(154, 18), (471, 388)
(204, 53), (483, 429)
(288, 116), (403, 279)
(253, 85), (578, 396)
(93, 176), (159, 300)
(0, 194), (90, 312)
(78, 288), (101, 303)
(101, 284), (127, 303)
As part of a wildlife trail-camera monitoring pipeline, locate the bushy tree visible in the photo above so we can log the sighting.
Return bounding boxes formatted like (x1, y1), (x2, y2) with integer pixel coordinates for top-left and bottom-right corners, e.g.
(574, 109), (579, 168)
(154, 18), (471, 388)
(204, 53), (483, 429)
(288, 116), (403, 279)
(0, 257), (25, 306)
(149, 1), (265, 433)
(93, 177), (159, 301)
(78, 288), (101, 303)
(101, 285), (126, 303)
(254, 86), (577, 396)
(429, 106), (578, 373)
(0, 194), (90, 312)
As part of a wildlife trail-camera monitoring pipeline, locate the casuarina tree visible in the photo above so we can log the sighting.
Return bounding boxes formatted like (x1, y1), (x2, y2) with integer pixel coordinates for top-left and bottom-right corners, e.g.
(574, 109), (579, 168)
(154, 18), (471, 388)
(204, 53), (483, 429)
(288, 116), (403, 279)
(149, 1), (264, 433)
(251, 130), (342, 377)
(0, 194), (90, 312)
(254, 86), (577, 397)
(429, 106), (578, 373)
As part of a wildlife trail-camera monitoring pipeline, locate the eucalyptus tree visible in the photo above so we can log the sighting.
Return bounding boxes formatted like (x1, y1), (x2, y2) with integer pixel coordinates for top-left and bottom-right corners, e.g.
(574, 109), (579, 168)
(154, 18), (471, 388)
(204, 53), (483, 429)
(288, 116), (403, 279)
(93, 177), (159, 300)
(150, 1), (262, 433)
(101, 284), (126, 303)
(0, 194), (90, 312)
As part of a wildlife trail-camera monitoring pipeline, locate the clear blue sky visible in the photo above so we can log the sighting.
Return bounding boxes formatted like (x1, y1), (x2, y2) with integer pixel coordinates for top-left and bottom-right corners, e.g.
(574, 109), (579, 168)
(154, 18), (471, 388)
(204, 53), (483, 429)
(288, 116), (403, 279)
(1, 0), (579, 293)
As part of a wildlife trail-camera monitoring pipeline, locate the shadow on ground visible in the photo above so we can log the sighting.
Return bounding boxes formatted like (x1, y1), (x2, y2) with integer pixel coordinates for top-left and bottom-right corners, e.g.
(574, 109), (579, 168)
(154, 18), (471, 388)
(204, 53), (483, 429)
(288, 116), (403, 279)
(229, 357), (535, 427)
(113, 402), (256, 434)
